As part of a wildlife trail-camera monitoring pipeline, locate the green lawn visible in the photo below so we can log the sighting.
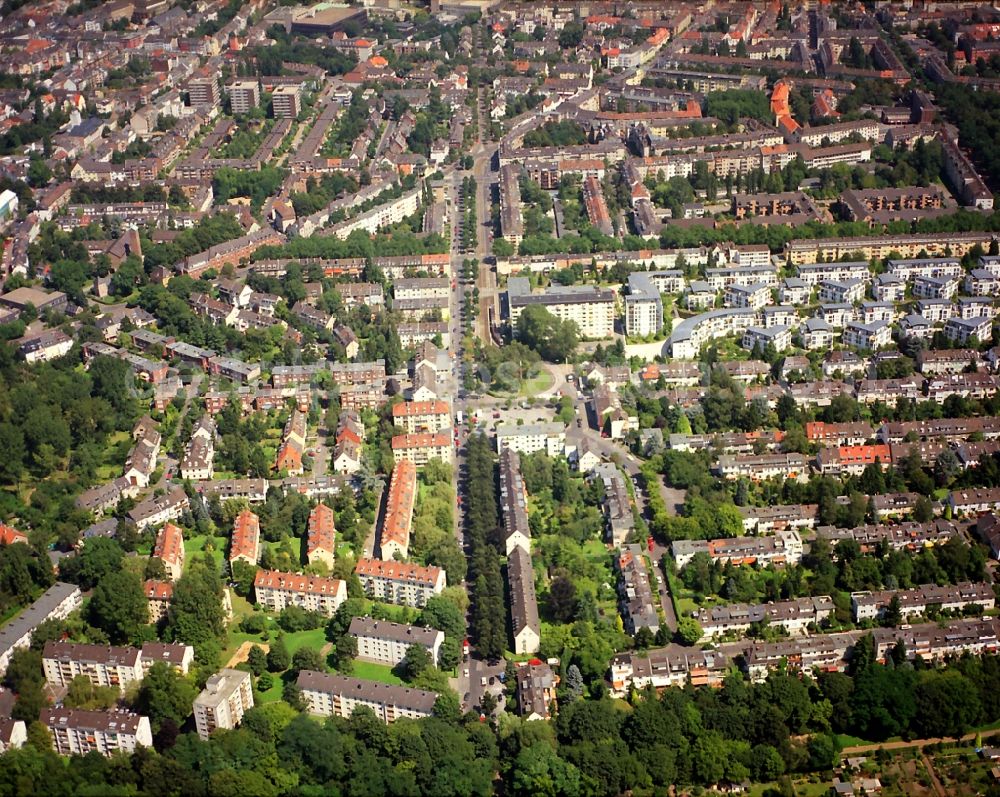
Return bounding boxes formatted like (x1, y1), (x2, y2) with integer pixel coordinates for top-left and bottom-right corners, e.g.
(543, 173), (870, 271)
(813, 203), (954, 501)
(519, 368), (554, 397)
(184, 533), (228, 571)
(352, 660), (404, 685)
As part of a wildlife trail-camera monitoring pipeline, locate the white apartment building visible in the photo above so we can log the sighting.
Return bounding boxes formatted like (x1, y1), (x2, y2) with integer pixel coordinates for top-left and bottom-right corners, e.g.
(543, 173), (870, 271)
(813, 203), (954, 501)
(624, 272), (663, 337)
(193, 669), (254, 740)
(348, 617), (444, 668)
(507, 277), (616, 339)
(742, 325), (792, 353)
(852, 582), (995, 622)
(391, 400), (451, 434)
(945, 316), (993, 345)
(912, 275), (958, 301)
(297, 671), (437, 723)
(873, 273), (906, 302)
(42, 709), (152, 758)
(818, 279), (865, 305)
(725, 282), (772, 310)
(495, 422), (567, 457)
(43, 642), (142, 691)
(0, 582), (81, 675)
(667, 308), (759, 359)
(796, 261), (871, 286)
(354, 559), (446, 607)
(842, 320), (892, 350)
(253, 570), (347, 617)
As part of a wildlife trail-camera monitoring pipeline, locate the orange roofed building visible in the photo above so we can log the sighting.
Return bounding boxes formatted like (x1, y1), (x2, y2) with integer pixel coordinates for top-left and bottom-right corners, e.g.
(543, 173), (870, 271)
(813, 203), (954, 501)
(355, 558), (446, 607)
(306, 503), (336, 569)
(152, 522), (185, 581)
(144, 580), (173, 623)
(229, 510), (261, 565)
(0, 523), (28, 546)
(379, 460), (417, 561)
(253, 569), (346, 616)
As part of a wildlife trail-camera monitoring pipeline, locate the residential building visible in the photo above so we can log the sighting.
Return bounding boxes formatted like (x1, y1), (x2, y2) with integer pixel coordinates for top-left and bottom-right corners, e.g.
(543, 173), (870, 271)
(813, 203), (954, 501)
(391, 400), (451, 434)
(508, 546), (540, 655)
(354, 559), (446, 607)
(193, 669), (254, 740)
(253, 570), (347, 617)
(348, 617), (443, 668)
(851, 582), (995, 622)
(42, 642), (144, 691)
(507, 277), (615, 339)
(842, 320), (892, 350)
(297, 671), (437, 723)
(624, 272), (663, 337)
(495, 422), (566, 457)
(0, 582), (81, 675)
(615, 545), (660, 635)
(144, 580), (173, 624)
(272, 85), (301, 118)
(380, 460), (417, 561)
(229, 80), (260, 115)
(306, 503), (336, 569)
(499, 448), (531, 555)
(390, 433), (453, 467)
(152, 522), (185, 581)
(42, 709), (152, 757)
(128, 488), (189, 532)
(229, 510), (261, 565)
(715, 453), (809, 481)
(696, 596), (835, 640)
(516, 660), (558, 721)
(672, 530), (804, 569)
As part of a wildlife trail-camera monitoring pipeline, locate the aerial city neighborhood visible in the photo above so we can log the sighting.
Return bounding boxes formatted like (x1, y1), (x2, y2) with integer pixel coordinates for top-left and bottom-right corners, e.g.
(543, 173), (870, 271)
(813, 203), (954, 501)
(7, 0), (1000, 794)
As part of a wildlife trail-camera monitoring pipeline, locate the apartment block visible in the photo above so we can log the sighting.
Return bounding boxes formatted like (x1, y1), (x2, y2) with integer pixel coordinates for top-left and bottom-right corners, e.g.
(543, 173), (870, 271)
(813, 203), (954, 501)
(390, 432), (452, 467)
(672, 529), (804, 569)
(615, 545), (660, 635)
(229, 510), (261, 565)
(507, 277), (615, 339)
(306, 503), (336, 569)
(272, 85), (301, 119)
(380, 460), (417, 561)
(391, 400), (451, 434)
(354, 559), (446, 607)
(348, 617), (443, 668)
(253, 570), (347, 617)
(495, 422), (566, 457)
(508, 546), (540, 655)
(851, 582), (995, 622)
(499, 448), (531, 555)
(229, 80), (260, 115)
(193, 669), (254, 740)
(42, 709), (152, 757)
(297, 671), (437, 723)
(42, 642), (142, 691)
(0, 582), (81, 675)
(696, 596), (835, 640)
(152, 522), (185, 581)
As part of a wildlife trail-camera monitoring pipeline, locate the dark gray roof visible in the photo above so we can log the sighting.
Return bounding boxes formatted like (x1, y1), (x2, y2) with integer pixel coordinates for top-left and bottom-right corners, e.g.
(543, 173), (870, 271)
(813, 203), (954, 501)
(296, 671), (437, 713)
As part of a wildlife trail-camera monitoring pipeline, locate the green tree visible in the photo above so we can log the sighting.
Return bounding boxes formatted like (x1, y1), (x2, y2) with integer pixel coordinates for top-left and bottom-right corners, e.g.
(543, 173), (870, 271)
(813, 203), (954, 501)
(247, 645), (267, 676)
(134, 661), (197, 731)
(676, 617), (702, 646)
(515, 305), (579, 363)
(87, 569), (148, 644)
(403, 644), (433, 680)
(267, 635), (291, 672)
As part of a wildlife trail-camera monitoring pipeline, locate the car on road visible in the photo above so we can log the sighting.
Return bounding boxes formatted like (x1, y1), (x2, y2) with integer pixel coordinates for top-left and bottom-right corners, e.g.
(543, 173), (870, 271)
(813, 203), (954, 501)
(463, 668), (469, 678)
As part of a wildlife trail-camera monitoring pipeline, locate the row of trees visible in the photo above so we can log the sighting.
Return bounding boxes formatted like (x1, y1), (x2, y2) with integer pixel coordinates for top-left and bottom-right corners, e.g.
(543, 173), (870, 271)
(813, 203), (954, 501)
(465, 434), (507, 660)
